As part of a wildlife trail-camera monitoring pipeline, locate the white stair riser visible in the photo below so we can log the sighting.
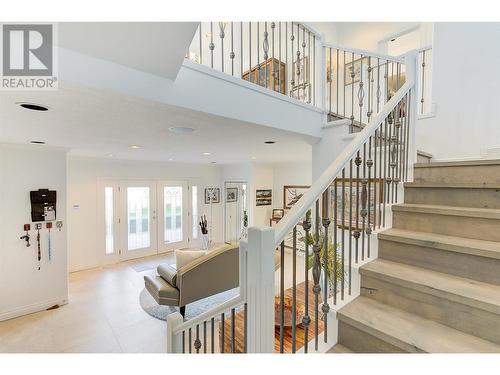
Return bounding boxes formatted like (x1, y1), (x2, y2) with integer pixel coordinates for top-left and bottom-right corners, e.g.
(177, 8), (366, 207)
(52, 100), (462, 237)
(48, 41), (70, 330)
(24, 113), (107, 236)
(414, 164), (500, 184)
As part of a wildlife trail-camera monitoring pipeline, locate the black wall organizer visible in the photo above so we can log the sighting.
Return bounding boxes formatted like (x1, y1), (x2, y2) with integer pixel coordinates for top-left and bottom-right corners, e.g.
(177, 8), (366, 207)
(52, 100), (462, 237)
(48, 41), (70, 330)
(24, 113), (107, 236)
(30, 189), (57, 222)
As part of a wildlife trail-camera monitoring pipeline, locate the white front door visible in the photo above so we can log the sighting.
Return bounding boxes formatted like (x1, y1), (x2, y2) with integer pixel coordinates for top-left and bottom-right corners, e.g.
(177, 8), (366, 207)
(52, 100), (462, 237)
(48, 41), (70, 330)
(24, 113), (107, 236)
(120, 181), (158, 260)
(157, 181), (189, 253)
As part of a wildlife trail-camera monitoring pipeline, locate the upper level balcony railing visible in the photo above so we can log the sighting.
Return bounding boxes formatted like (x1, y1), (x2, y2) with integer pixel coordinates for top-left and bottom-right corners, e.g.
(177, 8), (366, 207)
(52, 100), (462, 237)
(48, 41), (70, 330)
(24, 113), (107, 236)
(187, 22), (322, 107)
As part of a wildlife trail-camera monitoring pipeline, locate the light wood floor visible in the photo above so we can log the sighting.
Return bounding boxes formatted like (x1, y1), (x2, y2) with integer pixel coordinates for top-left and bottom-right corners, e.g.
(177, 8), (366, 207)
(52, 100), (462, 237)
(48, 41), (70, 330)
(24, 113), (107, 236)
(0, 250), (306, 353)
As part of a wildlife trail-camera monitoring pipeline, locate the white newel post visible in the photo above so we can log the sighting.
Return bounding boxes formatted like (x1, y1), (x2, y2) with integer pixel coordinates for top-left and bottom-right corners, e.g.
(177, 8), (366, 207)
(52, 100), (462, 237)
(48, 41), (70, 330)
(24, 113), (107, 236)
(166, 312), (184, 353)
(245, 226), (275, 353)
(405, 50), (419, 181)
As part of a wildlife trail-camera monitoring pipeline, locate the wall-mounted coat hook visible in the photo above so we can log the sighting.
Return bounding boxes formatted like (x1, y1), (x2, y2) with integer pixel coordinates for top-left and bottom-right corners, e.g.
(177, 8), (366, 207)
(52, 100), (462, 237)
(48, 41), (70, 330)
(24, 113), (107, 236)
(20, 224), (31, 247)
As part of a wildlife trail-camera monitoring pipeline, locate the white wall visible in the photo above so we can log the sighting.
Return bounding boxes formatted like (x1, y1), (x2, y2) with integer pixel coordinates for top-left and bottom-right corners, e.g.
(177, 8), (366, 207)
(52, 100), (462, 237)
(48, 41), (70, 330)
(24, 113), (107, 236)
(67, 156), (222, 272)
(416, 23), (500, 160)
(0, 144), (68, 321)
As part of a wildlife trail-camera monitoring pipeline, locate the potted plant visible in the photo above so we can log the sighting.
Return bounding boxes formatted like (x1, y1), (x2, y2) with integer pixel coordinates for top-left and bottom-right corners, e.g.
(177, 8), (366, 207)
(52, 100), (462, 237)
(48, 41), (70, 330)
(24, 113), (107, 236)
(304, 229), (345, 301)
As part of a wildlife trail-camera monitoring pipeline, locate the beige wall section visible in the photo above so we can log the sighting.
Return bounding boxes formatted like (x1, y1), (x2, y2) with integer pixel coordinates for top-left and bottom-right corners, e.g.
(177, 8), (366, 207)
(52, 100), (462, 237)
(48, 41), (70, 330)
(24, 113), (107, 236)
(0, 144), (68, 321)
(67, 156), (222, 272)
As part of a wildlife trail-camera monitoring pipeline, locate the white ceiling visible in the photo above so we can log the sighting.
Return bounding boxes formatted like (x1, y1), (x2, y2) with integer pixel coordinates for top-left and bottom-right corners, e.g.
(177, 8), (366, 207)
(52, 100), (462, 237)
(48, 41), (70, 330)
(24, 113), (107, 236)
(58, 22), (198, 80)
(0, 83), (313, 164)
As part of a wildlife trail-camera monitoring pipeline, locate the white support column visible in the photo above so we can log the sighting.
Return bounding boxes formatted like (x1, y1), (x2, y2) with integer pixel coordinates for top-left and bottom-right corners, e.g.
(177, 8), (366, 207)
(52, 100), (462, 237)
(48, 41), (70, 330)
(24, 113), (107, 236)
(166, 312), (184, 353)
(245, 226), (275, 353)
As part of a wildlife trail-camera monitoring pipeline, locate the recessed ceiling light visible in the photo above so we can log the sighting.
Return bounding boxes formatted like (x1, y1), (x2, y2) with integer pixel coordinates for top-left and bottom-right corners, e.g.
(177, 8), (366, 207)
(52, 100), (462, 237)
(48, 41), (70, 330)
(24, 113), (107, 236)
(168, 158), (174, 161)
(169, 126), (196, 134)
(202, 152), (212, 156)
(130, 145), (141, 149)
(30, 140), (46, 145)
(264, 141), (276, 144)
(107, 153), (114, 157)
(211, 161), (217, 164)
(251, 156), (257, 160)
(19, 103), (49, 111)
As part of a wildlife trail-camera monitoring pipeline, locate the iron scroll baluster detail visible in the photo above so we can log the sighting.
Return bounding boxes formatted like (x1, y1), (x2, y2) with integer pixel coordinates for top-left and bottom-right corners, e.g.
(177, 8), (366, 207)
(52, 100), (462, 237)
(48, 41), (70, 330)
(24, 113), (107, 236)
(302, 210), (312, 353)
(312, 200), (321, 351)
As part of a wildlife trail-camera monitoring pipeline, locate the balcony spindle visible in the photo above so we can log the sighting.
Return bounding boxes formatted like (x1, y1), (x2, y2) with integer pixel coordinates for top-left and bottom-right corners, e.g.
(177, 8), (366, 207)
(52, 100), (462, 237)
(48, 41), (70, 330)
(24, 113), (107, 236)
(189, 327), (192, 353)
(350, 52), (355, 132)
(209, 22), (214, 69)
(302, 210), (312, 352)
(421, 50), (426, 114)
(405, 92), (412, 180)
(377, 58), (381, 112)
(358, 55), (364, 125)
(211, 317), (215, 353)
(244, 302), (248, 353)
(354, 152), (361, 263)
(278, 22), (282, 93)
(367, 57), (372, 122)
(203, 320), (207, 353)
(271, 22), (275, 91)
(348, 160), (353, 295)
(219, 22), (226, 73)
(382, 118), (388, 227)
(240, 22), (243, 77)
(386, 116), (393, 205)
(263, 22), (269, 89)
(290, 22), (295, 90)
(329, 48), (332, 114)
(361, 143), (367, 260)
(248, 23), (252, 81)
(302, 26), (306, 97)
(230, 22), (234, 76)
(312, 33), (316, 105)
(336, 49), (339, 114)
(374, 129), (378, 229)
(182, 330), (186, 353)
(199, 22), (203, 65)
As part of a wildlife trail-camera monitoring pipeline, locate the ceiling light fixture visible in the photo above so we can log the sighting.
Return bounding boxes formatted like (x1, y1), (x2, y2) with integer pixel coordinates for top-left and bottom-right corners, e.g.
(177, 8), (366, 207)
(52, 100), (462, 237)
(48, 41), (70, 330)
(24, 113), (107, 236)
(19, 103), (49, 111)
(202, 152), (212, 156)
(30, 140), (46, 145)
(169, 126), (196, 134)
(130, 145), (141, 149)
(251, 156), (257, 160)
(264, 141), (276, 144)
(211, 161), (217, 164)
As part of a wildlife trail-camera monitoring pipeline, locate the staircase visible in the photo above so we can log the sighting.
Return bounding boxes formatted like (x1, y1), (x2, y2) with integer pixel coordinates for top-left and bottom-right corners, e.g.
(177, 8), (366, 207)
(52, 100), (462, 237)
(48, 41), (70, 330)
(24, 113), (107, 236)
(333, 159), (500, 353)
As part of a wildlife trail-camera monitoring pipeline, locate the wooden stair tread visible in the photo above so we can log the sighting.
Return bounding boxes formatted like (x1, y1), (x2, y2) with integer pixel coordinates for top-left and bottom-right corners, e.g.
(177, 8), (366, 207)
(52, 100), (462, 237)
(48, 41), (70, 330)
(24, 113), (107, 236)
(379, 228), (500, 260)
(404, 182), (500, 189)
(328, 344), (353, 353)
(337, 296), (500, 353)
(414, 159), (500, 168)
(392, 203), (500, 219)
(361, 259), (500, 315)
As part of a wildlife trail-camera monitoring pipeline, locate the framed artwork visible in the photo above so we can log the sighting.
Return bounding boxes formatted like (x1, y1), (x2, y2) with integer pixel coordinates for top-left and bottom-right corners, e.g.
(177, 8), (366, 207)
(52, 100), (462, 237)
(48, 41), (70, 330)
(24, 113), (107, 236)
(283, 185), (310, 209)
(226, 187), (238, 203)
(292, 56), (309, 86)
(205, 187), (220, 204)
(256, 189), (272, 206)
(272, 208), (285, 220)
(330, 178), (384, 229)
(290, 83), (311, 103)
(344, 57), (367, 86)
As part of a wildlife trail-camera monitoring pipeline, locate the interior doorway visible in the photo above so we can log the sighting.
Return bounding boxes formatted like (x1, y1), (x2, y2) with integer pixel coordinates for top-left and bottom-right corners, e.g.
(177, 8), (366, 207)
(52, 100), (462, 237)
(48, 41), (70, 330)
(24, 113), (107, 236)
(224, 181), (248, 244)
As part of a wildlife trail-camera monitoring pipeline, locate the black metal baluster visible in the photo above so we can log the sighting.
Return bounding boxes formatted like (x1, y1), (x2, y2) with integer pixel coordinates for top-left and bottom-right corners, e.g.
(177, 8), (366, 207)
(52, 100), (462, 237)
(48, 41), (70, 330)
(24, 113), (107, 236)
(302, 210), (311, 353)
(220, 22), (225, 73)
(343, 51), (346, 118)
(341, 169), (345, 300)
(354, 151), (361, 262)
(361, 143), (367, 260)
(230, 22), (234, 76)
(336, 49), (339, 114)
(189, 327), (192, 353)
(290, 23), (294, 95)
(182, 330), (186, 353)
(244, 302), (248, 353)
(313, 200), (321, 350)
(333, 181), (338, 304)
(211, 317), (215, 353)
(349, 160), (353, 295)
(367, 57), (372, 122)
(240, 22), (243, 77)
(359, 54), (364, 126)
(302, 26), (306, 101)
(367, 137), (373, 258)
(279, 240), (285, 353)
(264, 22), (268, 89)
(313, 33), (316, 105)
(329, 47), (333, 115)
(203, 320), (207, 353)
(292, 226), (297, 353)
(221, 313), (225, 353)
(405, 91), (412, 181)
(271, 22), (275, 91)
(322, 190), (331, 343)
(387, 115), (393, 205)
(195, 324), (201, 353)
(248, 22), (251, 81)
(231, 308), (235, 353)
(374, 128), (378, 229)
(421, 50), (426, 114)
(350, 52), (355, 132)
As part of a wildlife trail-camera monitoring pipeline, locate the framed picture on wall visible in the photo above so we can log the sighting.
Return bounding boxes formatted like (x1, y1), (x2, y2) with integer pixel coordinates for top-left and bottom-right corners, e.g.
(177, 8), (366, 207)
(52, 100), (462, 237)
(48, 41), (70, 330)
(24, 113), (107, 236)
(205, 187), (220, 204)
(255, 189), (272, 206)
(283, 185), (310, 209)
(226, 187), (238, 203)
(330, 178), (384, 229)
(344, 57), (367, 86)
(272, 208), (285, 220)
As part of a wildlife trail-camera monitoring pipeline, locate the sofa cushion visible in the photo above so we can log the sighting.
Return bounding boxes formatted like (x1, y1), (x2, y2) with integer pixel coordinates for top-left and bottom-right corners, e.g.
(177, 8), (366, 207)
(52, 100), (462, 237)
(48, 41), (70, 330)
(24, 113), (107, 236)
(144, 275), (180, 306)
(157, 263), (178, 286)
(175, 249), (206, 269)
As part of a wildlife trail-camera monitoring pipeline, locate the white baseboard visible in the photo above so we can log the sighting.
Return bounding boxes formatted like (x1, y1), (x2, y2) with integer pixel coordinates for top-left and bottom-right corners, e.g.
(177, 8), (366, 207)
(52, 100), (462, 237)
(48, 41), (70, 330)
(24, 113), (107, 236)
(0, 296), (68, 322)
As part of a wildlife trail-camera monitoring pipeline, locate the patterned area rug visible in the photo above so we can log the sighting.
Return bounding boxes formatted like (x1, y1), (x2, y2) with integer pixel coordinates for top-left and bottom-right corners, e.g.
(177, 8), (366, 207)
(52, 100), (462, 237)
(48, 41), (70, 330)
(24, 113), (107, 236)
(139, 287), (240, 321)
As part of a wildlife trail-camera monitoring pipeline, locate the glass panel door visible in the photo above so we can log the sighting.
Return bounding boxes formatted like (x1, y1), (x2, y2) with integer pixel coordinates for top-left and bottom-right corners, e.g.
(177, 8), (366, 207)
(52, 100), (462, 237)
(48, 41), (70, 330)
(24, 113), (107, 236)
(158, 181), (189, 253)
(120, 181), (157, 260)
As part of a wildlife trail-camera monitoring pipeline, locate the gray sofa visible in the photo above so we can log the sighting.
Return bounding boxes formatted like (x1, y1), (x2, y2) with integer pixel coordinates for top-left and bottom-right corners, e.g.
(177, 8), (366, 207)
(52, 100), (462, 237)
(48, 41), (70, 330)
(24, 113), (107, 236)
(144, 244), (239, 317)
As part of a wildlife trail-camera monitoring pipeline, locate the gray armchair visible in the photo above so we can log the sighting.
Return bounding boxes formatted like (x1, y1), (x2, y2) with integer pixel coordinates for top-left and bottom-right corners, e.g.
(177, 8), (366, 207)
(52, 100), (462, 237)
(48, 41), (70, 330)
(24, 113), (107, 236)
(144, 244), (239, 317)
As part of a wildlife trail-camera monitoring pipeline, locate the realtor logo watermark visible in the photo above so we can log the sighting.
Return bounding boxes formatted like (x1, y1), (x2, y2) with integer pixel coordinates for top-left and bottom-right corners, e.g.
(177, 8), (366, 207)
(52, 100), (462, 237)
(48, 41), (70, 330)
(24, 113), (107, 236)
(1, 23), (58, 90)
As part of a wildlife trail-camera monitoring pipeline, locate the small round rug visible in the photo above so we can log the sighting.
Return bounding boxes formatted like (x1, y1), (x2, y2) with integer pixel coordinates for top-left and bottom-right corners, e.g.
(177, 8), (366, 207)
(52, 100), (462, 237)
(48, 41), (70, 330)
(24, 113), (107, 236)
(139, 287), (240, 321)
